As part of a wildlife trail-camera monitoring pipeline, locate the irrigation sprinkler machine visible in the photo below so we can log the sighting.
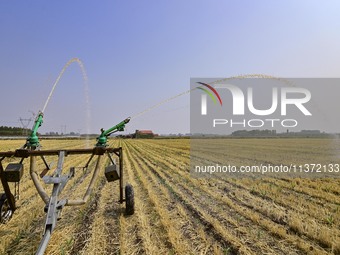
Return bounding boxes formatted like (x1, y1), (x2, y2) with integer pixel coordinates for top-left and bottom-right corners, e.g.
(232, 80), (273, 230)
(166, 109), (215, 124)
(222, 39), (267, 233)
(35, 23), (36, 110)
(0, 111), (135, 254)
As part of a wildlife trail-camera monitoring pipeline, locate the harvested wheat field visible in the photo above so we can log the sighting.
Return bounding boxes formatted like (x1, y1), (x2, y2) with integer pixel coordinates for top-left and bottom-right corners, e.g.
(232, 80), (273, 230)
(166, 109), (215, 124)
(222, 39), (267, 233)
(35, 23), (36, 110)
(0, 138), (340, 255)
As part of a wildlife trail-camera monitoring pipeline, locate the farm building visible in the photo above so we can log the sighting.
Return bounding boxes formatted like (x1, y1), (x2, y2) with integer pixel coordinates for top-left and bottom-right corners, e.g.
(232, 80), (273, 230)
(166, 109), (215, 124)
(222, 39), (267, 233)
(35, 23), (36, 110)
(134, 129), (156, 138)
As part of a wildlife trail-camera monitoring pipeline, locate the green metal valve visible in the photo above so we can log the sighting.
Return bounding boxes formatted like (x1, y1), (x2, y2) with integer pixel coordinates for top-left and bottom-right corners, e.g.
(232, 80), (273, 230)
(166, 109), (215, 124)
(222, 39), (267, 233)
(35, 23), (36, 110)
(96, 117), (131, 147)
(26, 111), (43, 149)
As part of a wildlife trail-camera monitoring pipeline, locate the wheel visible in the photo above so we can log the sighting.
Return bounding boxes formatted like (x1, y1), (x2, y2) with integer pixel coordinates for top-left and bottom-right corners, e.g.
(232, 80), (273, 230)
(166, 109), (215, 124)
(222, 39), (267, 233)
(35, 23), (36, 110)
(0, 193), (15, 224)
(125, 184), (135, 215)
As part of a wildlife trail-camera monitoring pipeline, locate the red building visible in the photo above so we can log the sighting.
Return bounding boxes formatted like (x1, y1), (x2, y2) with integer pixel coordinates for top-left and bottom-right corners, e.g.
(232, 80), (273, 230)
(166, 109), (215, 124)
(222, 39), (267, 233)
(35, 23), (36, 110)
(134, 130), (156, 138)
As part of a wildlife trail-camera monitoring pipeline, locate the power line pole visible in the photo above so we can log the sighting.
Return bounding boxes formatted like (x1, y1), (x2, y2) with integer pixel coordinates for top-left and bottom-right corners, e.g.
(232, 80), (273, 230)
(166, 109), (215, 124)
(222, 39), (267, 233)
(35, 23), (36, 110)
(19, 117), (33, 136)
(19, 111), (36, 136)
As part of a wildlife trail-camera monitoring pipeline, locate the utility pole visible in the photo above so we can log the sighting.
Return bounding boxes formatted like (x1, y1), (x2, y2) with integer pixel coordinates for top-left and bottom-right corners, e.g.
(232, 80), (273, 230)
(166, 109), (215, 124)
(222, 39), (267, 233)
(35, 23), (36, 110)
(19, 118), (33, 136)
(19, 111), (36, 136)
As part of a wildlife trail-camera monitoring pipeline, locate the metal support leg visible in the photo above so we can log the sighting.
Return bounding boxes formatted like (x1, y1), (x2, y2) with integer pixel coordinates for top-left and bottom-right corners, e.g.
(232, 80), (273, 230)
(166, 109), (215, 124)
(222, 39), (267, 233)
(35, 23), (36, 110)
(39, 156), (52, 178)
(40, 156), (50, 170)
(83, 154), (95, 169)
(119, 148), (124, 203)
(66, 156), (102, 206)
(107, 152), (116, 165)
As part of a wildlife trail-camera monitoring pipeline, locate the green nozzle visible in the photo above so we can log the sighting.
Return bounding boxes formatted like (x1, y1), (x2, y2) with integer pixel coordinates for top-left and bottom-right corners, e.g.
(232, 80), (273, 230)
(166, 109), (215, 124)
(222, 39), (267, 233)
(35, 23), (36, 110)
(26, 111), (43, 149)
(96, 117), (130, 147)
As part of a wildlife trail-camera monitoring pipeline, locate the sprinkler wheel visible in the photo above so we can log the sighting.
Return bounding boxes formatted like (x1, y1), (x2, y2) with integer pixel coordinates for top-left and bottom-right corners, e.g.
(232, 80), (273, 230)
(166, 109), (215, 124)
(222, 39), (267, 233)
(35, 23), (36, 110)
(125, 184), (134, 215)
(0, 193), (15, 224)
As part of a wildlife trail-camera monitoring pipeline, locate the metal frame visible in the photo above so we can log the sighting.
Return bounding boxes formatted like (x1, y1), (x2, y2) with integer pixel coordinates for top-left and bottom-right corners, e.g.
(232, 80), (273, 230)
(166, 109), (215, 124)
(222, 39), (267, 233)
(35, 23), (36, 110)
(0, 146), (125, 255)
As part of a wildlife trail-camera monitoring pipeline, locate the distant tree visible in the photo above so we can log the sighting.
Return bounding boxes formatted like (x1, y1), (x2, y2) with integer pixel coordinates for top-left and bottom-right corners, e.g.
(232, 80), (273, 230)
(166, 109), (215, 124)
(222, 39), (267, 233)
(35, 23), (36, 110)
(0, 126), (32, 136)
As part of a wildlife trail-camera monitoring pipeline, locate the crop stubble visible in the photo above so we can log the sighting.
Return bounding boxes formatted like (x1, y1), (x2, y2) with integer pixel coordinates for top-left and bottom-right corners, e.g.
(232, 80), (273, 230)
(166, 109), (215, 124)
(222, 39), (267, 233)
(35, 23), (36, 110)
(0, 138), (339, 255)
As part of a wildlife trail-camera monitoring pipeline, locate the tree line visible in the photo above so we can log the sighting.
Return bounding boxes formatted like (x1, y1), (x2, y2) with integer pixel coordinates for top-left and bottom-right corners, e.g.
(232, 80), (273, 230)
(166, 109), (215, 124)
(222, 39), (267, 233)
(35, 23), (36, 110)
(0, 126), (33, 136)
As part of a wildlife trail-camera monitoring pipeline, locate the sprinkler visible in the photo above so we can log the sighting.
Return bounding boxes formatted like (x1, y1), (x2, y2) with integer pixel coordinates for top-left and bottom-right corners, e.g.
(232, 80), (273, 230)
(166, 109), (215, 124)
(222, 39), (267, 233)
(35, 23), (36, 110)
(0, 58), (136, 254)
(0, 117), (135, 255)
(96, 117), (131, 147)
(25, 111), (44, 149)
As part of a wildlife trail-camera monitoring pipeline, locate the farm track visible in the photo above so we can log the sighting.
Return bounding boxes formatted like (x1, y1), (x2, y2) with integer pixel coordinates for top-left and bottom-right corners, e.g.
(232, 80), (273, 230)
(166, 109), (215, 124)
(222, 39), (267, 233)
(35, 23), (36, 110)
(1, 139), (340, 254)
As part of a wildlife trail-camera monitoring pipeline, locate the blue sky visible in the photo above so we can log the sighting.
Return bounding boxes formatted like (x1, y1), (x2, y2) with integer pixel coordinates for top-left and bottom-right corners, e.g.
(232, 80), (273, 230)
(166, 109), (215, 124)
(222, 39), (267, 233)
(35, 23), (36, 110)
(1, 1), (340, 135)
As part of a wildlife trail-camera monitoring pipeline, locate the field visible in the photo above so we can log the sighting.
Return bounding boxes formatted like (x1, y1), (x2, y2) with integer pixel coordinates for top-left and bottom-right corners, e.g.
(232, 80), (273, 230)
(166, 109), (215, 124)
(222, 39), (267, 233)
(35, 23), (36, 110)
(0, 138), (340, 255)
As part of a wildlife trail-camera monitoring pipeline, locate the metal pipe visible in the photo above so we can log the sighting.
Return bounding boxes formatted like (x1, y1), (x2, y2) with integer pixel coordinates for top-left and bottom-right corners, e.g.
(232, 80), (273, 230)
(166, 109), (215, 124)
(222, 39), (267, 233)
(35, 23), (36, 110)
(35, 228), (51, 255)
(30, 156), (49, 204)
(66, 155), (102, 206)
(0, 147), (121, 157)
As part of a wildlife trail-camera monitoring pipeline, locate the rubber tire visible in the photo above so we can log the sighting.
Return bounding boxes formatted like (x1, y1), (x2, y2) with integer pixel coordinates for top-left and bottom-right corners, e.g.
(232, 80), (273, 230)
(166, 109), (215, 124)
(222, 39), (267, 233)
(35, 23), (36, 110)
(125, 184), (135, 215)
(0, 193), (15, 224)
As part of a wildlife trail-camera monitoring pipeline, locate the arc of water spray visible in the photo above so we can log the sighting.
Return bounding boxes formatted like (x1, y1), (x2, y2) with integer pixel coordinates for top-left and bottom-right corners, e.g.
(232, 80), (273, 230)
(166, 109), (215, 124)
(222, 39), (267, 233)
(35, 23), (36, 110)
(42, 57), (89, 113)
(130, 74), (292, 120)
(130, 88), (195, 119)
(40, 58), (91, 144)
(130, 74), (329, 131)
(210, 74), (297, 87)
